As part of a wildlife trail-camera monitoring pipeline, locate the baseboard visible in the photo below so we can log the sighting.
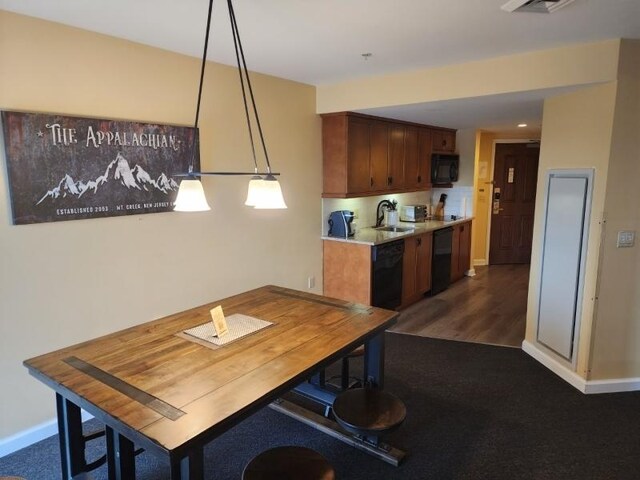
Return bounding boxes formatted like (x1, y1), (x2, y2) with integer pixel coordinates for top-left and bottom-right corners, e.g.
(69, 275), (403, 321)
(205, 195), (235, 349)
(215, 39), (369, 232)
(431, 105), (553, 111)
(583, 377), (640, 394)
(522, 340), (640, 394)
(0, 411), (94, 458)
(473, 259), (487, 266)
(522, 340), (587, 392)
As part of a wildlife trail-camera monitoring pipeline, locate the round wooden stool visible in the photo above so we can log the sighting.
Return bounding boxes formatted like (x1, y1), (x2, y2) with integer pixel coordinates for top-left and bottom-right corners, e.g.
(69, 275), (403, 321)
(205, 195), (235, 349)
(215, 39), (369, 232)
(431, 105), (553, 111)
(242, 446), (336, 480)
(332, 387), (406, 437)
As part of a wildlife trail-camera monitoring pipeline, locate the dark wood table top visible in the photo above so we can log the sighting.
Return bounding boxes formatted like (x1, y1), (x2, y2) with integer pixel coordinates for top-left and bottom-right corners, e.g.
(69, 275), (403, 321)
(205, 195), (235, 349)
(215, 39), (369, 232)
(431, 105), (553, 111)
(24, 285), (397, 456)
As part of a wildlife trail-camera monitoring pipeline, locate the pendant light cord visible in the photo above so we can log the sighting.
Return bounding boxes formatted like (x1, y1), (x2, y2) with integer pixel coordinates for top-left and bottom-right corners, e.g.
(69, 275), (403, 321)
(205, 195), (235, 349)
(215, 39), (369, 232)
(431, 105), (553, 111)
(227, 0), (272, 174)
(195, 0), (214, 130)
(228, 1), (259, 172)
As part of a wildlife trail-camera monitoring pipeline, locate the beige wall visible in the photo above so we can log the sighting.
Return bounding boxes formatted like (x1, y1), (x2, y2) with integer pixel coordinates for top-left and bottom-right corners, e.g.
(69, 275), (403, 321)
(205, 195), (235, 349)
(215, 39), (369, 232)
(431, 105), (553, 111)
(456, 128), (476, 187)
(317, 40), (621, 113)
(589, 40), (640, 379)
(525, 83), (618, 378)
(0, 11), (322, 439)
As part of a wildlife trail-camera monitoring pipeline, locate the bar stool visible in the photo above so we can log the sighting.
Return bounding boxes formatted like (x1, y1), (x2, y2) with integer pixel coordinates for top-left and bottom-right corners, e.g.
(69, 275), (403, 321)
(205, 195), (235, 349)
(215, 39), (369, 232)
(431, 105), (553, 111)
(242, 446), (335, 480)
(332, 387), (406, 444)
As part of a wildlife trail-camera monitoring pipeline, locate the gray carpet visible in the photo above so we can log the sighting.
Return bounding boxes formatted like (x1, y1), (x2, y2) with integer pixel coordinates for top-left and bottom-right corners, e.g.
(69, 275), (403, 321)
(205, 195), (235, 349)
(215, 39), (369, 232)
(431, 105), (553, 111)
(2, 332), (640, 479)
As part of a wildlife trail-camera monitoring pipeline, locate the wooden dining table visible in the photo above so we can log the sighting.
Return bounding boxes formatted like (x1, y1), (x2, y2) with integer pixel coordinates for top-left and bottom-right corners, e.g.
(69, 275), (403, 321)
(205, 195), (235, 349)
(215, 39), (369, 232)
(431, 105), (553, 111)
(23, 285), (400, 479)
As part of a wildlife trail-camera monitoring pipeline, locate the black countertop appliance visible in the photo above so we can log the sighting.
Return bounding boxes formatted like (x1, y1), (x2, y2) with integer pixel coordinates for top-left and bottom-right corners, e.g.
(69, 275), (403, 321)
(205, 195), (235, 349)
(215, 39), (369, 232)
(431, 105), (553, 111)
(328, 210), (355, 238)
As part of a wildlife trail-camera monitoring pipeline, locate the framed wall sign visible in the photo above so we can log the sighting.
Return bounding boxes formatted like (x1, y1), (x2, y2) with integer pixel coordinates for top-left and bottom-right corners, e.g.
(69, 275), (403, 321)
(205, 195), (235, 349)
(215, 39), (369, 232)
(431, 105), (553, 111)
(1, 110), (198, 225)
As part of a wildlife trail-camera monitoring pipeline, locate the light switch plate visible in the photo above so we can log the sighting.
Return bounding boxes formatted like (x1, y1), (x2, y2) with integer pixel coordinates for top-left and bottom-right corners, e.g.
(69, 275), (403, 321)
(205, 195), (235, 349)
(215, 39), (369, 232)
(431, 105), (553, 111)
(617, 231), (635, 248)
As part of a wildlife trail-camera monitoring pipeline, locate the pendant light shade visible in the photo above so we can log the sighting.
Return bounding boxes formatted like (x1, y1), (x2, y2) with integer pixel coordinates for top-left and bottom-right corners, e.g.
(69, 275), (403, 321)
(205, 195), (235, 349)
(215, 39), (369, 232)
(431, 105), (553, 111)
(174, 0), (287, 211)
(244, 176), (264, 207)
(252, 175), (287, 209)
(174, 179), (211, 212)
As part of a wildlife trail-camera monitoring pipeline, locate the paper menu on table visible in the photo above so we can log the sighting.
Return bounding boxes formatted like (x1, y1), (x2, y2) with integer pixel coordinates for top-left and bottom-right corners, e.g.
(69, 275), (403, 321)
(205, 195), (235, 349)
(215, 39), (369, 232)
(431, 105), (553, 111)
(210, 305), (229, 337)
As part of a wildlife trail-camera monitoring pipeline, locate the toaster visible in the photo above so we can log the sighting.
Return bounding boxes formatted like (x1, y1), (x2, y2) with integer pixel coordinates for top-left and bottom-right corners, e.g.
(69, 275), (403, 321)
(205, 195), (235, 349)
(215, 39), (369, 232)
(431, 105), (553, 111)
(400, 205), (427, 222)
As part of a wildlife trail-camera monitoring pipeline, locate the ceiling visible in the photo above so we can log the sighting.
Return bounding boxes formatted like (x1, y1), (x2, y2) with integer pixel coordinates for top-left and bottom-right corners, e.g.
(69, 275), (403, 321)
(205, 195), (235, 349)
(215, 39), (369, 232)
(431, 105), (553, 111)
(2, 0), (640, 133)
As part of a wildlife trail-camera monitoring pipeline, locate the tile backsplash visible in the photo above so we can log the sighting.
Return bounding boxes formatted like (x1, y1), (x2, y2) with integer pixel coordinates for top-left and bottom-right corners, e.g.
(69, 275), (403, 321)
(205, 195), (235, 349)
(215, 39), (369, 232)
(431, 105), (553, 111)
(321, 191), (431, 235)
(321, 188), (473, 235)
(431, 186), (474, 219)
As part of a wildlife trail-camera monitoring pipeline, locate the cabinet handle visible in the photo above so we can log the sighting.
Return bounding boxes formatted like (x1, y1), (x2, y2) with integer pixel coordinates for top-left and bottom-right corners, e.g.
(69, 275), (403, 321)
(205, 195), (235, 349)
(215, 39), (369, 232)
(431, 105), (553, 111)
(370, 177), (373, 187)
(417, 238), (422, 246)
(417, 175), (422, 183)
(387, 176), (392, 186)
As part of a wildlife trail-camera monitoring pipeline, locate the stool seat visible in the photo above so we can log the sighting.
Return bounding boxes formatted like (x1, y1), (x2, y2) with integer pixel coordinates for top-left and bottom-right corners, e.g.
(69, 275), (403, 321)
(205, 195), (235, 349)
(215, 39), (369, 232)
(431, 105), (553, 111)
(242, 446), (335, 480)
(332, 388), (406, 436)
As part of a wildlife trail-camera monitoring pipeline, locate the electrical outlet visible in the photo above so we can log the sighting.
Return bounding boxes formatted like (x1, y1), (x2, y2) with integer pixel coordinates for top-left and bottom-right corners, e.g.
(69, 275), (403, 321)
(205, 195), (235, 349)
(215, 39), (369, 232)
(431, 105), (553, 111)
(307, 276), (315, 289)
(617, 231), (635, 248)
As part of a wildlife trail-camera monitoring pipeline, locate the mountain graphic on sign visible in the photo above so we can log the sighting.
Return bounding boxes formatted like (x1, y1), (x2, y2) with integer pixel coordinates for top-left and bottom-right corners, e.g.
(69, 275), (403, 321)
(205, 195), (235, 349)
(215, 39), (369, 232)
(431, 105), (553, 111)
(36, 153), (180, 205)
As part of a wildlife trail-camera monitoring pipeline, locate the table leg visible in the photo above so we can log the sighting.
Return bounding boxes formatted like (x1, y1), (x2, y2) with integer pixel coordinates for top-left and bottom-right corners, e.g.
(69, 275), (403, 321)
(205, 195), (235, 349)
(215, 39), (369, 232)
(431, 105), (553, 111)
(106, 426), (135, 480)
(364, 333), (385, 388)
(56, 393), (85, 479)
(170, 448), (204, 480)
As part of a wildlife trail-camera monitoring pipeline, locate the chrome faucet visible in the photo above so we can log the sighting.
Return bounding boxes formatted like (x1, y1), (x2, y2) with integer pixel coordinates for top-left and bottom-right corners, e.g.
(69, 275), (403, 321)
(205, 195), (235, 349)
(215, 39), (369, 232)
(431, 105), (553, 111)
(375, 199), (397, 227)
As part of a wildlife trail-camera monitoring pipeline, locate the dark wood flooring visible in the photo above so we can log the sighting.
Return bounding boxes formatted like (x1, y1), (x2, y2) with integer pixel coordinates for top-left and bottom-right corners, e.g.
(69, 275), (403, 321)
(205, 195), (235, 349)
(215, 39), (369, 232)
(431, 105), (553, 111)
(390, 265), (529, 347)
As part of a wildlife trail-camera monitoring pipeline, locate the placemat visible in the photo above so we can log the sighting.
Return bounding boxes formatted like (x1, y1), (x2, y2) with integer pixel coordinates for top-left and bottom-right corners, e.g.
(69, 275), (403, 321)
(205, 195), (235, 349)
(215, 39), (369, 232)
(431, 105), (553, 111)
(183, 313), (273, 346)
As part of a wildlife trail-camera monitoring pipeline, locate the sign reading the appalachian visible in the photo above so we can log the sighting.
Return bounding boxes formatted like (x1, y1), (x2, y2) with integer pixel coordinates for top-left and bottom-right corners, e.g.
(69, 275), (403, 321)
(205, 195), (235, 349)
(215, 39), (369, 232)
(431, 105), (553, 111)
(1, 111), (198, 225)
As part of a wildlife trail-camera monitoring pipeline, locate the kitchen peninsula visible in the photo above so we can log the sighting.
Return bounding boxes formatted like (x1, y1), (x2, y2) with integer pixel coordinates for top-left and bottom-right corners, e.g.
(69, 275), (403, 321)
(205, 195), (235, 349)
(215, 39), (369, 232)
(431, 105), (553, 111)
(322, 217), (472, 309)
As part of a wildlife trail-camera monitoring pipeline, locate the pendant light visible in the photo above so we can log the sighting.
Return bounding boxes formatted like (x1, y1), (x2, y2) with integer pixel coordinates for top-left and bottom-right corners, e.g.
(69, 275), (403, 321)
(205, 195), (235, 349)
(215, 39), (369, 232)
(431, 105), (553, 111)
(174, 0), (287, 211)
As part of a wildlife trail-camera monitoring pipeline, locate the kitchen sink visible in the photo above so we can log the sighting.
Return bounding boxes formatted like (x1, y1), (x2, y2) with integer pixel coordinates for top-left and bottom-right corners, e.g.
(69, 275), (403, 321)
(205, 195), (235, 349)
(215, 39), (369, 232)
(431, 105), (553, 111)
(376, 226), (415, 233)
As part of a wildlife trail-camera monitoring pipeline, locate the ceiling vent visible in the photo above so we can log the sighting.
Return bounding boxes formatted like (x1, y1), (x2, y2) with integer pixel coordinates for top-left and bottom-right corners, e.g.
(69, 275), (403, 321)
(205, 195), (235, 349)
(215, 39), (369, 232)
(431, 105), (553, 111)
(501, 0), (576, 13)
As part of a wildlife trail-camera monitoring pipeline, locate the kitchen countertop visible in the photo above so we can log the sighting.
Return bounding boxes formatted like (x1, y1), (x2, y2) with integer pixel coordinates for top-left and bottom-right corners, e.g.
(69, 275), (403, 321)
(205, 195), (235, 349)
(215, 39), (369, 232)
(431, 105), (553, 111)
(322, 217), (473, 246)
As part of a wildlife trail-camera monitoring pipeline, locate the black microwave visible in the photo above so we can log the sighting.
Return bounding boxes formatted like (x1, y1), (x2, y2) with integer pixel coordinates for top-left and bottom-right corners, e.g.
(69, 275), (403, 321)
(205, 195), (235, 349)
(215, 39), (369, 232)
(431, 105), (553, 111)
(431, 153), (459, 184)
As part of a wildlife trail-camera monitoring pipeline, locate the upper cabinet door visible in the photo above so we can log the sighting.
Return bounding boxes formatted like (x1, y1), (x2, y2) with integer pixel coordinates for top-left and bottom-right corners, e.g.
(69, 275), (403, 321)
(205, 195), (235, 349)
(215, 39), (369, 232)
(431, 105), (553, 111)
(432, 129), (455, 152)
(346, 118), (371, 194)
(404, 127), (419, 190)
(369, 121), (389, 192)
(417, 128), (433, 189)
(388, 125), (405, 190)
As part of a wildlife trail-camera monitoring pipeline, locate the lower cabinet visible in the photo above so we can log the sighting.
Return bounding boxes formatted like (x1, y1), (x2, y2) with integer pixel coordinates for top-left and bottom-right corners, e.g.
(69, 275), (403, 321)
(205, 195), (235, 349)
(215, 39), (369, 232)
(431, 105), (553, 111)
(401, 232), (433, 307)
(451, 221), (472, 283)
(323, 240), (372, 305)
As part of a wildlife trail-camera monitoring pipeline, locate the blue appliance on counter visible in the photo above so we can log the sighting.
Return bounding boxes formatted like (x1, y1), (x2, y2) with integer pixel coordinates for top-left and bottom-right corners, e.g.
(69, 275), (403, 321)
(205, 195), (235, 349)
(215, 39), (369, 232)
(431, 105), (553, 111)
(328, 210), (355, 238)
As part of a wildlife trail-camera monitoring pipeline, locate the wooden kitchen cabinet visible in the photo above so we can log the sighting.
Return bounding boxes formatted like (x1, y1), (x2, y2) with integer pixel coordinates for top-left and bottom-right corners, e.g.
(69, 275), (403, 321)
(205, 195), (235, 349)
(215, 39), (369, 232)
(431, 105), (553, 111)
(323, 240), (372, 305)
(404, 127), (432, 190)
(432, 128), (456, 152)
(451, 221), (472, 282)
(370, 120), (390, 191)
(345, 117), (371, 193)
(322, 112), (454, 198)
(387, 124), (405, 190)
(402, 232), (433, 307)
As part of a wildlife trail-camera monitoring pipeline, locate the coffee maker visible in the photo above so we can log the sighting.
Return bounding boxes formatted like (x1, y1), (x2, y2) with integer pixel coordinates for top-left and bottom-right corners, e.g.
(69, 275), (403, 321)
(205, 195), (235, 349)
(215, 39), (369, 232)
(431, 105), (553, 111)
(328, 210), (355, 238)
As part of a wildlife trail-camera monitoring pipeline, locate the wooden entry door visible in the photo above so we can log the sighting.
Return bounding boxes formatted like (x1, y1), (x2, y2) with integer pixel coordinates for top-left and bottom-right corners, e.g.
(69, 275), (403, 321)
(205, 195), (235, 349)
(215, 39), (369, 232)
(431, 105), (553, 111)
(489, 143), (539, 264)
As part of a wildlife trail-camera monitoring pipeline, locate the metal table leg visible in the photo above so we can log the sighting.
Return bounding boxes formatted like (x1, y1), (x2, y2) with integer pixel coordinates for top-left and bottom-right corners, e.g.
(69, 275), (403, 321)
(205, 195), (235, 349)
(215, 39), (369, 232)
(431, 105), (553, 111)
(57, 393), (86, 479)
(170, 448), (204, 480)
(364, 332), (385, 388)
(106, 426), (135, 480)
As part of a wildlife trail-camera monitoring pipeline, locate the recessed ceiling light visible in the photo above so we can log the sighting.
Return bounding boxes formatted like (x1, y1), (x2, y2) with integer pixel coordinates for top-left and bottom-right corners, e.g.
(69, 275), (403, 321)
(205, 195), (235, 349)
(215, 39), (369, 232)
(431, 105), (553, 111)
(518, 123), (528, 128)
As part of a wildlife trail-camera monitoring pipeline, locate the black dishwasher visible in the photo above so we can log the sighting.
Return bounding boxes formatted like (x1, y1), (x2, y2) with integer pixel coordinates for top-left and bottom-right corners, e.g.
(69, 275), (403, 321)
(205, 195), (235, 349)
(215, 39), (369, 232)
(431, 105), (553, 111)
(371, 240), (404, 309)
(431, 227), (453, 295)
